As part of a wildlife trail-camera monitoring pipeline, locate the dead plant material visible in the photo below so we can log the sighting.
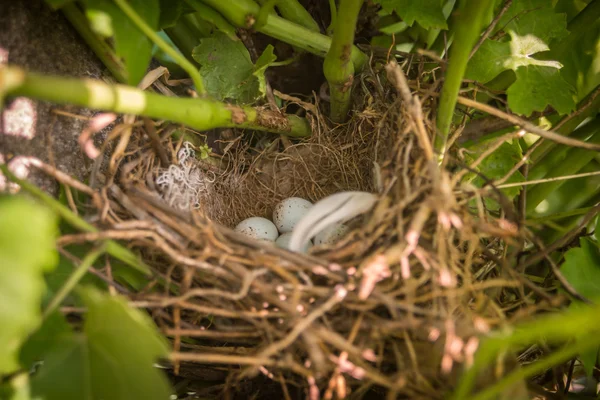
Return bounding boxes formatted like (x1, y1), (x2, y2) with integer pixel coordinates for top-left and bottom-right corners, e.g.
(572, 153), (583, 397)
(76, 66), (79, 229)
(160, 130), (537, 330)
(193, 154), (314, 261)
(48, 62), (557, 399)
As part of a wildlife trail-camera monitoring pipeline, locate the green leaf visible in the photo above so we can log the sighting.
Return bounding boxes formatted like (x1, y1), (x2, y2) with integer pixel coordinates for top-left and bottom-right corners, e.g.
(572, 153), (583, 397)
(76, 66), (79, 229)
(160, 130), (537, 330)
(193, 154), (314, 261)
(84, 0), (159, 86)
(465, 39), (511, 82)
(20, 311), (72, 368)
(464, 142), (525, 210)
(158, 0), (184, 29)
(507, 66), (575, 115)
(192, 32), (261, 104)
(561, 241), (600, 376)
(253, 44), (277, 97)
(30, 288), (171, 400)
(561, 237), (600, 301)
(497, 0), (569, 42)
(0, 196), (58, 374)
(466, 2), (575, 116)
(375, 0), (448, 29)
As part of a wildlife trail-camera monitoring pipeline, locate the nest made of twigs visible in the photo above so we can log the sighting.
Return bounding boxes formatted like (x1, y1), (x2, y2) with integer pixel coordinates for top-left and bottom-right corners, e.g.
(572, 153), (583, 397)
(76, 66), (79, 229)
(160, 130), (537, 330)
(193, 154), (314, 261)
(82, 61), (537, 399)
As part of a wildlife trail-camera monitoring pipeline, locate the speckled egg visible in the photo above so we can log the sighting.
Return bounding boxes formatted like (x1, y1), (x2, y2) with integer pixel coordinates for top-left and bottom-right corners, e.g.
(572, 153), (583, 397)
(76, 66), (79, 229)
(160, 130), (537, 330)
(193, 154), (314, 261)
(273, 197), (313, 233)
(314, 224), (349, 246)
(234, 217), (279, 242)
(275, 232), (312, 253)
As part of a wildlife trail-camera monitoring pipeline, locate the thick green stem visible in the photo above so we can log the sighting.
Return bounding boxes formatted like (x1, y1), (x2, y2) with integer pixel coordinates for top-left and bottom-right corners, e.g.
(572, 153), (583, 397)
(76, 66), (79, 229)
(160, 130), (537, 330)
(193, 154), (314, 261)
(525, 125), (600, 215)
(323, 0), (362, 122)
(0, 66), (311, 137)
(188, 5), (238, 40)
(113, 0), (206, 94)
(61, 3), (128, 84)
(275, 0), (320, 32)
(191, 0), (367, 70)
(435, 0), (491, 154)
(0, 164), (151, 276)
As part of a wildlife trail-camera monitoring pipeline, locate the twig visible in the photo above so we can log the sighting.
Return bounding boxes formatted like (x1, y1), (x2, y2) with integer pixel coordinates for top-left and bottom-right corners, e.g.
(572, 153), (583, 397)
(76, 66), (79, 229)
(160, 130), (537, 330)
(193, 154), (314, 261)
(493, 170), (600, 189)
(456, 96), (600, 151)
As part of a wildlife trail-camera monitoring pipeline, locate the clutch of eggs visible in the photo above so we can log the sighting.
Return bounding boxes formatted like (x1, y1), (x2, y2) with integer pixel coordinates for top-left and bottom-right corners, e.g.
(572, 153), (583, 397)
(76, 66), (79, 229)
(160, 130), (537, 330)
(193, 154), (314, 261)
(234, 217), (279, 242)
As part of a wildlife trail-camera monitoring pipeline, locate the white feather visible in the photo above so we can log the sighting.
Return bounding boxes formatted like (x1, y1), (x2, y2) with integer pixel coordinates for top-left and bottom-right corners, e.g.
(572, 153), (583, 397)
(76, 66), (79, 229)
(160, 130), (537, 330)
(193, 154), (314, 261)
(288, 191), (377, 252)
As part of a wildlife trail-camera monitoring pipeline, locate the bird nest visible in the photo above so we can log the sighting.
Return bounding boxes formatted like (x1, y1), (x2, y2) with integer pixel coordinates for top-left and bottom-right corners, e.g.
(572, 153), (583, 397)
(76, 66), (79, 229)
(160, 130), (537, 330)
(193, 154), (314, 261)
(69, 61), (534, 399)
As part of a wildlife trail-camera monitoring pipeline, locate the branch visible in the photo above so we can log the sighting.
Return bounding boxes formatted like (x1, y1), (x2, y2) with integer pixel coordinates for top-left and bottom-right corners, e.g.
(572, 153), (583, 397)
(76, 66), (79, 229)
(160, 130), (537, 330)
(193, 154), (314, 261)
(0, 66), (311, 137)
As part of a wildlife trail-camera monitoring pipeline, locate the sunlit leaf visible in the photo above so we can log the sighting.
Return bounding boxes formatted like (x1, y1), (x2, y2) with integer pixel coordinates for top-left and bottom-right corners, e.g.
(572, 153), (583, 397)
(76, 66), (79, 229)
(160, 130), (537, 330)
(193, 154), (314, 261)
(507, 66), (575, 115)
(0, 196), (58, 374)
(30, 288), (171, 400)
(465, 39), (511, 82)
(192, 32), (261, 104)
(375, 0), (448, 29)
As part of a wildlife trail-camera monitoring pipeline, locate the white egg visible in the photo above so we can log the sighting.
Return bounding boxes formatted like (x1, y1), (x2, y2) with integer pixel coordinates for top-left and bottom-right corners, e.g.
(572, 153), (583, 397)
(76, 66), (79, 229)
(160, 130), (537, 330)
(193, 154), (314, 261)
(234, 217), (279, 242)
(313, 224), (349, 246)
(275, 232), (312, 252)
(273, 197), (313, 233)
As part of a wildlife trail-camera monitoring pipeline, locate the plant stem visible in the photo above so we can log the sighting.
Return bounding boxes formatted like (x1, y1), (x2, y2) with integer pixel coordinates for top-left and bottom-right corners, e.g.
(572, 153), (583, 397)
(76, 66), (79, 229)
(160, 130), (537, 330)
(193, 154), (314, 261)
(61, 3), (128, 84)
(113, 0), (206, 94)
(0, 66), (311, 137)
(327, 0), (337, 35)
(276, 0), (320, 32)
(435, 0), (491, 154)
(42, 245), (106, 320)
(0, 164), (151, 275)
(190, 0), (367, 70)
(188, 4), (238, 40)
(323, 0), (363, 122)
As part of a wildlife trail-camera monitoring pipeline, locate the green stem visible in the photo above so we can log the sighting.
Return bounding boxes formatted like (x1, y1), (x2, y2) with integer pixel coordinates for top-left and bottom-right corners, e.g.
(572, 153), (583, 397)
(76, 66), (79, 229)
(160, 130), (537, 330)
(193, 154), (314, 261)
(256, 0), (279, 29)
(191, 0), (367, 70)
(327, 0), (337, 35)
(435, 0), (491, 154)
(323, 0), (363, 122)
(0, 66), (311, 137)
(276, 0), (320, 32)
(189, 4), (238, 40)
(113, 0), (206, 94)
(42, 245), (106, 320)
(61, 3), (128, 84)
(0, 164), (151, 276)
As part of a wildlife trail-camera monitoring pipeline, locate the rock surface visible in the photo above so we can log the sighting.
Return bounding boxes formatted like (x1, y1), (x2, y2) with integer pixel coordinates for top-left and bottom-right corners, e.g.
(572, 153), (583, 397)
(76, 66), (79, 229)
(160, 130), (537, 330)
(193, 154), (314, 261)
(0, 0), (110, 194)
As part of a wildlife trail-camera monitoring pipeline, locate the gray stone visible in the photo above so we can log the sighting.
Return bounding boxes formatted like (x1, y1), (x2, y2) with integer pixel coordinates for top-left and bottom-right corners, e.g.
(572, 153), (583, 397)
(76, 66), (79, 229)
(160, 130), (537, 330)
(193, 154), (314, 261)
(0, 0), (110, 195)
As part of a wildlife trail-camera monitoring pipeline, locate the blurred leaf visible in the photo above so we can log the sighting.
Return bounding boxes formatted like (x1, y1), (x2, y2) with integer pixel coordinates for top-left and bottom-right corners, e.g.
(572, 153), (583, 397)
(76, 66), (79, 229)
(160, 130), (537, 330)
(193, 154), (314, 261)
(84, 0), (159, 86)
(192, 32), (260, 104)
(507, 65), (576, 115)
(0, 196), (58, 374)
(20, 311), (72, 368)
(253, 44), (277, 97)
(30, 288), (171, 400)
(595, 216), (600, 243)
(158, 0), (184, 29)
(375, 0), (448, 29)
